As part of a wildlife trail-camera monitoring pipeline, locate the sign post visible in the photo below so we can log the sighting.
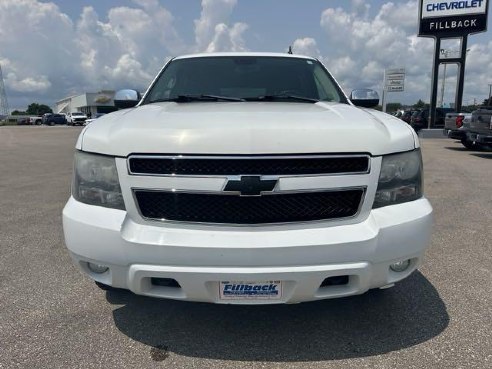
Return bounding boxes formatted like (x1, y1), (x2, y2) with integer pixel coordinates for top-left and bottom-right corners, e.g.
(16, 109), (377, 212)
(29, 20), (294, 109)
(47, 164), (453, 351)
(418, 0), (489, 128)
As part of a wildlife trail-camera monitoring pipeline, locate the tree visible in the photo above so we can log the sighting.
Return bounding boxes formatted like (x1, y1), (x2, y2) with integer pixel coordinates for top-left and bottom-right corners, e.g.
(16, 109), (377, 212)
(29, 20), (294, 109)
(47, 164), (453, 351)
(413, 99), (426, 109)
(386, 102), (402, 112)
(11, 110), (27, 115)
(26, 103), (52, 116)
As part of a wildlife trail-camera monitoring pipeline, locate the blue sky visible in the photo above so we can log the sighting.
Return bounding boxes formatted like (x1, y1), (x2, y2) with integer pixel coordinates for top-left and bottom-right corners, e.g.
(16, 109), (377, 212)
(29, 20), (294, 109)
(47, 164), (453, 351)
(2, 0), (492, 110)
(50, 0), (492, 51)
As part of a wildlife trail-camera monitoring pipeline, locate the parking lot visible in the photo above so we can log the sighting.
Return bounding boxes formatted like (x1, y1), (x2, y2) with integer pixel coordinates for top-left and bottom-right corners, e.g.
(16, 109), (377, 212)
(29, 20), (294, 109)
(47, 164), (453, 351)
(0, 126), (491, 369)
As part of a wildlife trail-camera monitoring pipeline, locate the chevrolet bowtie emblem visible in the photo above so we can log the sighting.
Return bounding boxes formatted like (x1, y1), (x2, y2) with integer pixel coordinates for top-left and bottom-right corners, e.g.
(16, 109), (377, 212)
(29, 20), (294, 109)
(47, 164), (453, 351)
(224, 176), (278, 196)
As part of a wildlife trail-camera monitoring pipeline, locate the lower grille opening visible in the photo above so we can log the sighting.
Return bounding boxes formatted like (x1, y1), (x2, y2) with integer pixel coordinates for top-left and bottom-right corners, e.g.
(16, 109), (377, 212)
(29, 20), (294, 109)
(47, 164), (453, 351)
(151, 278), (181, 288)
(320, 275), (349, 287)
(134, 189), (364, 224)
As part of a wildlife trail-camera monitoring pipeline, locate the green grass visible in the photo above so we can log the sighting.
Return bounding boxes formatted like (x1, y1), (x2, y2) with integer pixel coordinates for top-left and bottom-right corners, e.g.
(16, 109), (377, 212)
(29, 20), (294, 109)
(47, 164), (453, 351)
(0, 120), (18, 126)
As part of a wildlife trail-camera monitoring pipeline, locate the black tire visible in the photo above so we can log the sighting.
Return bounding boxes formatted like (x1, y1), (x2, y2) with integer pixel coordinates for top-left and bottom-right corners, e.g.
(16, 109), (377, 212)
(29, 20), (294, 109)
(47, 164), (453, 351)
(95, 281), (119, 291)
(36, 120), (41, 125)
(49, 121), (55, 126)
(461, 138), (474, 149)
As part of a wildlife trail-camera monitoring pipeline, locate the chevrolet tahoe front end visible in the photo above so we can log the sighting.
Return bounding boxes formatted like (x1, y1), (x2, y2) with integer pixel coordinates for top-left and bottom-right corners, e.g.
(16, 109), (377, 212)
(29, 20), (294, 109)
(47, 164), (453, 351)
(63, 53), (433, 304)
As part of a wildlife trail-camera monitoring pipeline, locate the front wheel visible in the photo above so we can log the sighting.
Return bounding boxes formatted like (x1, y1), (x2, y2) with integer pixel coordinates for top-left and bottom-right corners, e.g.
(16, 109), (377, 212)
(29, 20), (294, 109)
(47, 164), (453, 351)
(461, 138), (474, 149)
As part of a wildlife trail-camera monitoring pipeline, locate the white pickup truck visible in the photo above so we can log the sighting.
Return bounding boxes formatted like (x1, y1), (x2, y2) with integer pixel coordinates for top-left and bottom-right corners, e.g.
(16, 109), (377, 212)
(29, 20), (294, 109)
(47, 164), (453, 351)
(63, 53), (433, 304)
(67, 111), (87, 126)
(29, 116), (43, 125)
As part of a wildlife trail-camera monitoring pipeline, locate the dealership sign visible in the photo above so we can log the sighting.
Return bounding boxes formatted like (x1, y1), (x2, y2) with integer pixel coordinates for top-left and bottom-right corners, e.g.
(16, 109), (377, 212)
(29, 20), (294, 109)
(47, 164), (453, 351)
(419, 0), (489, 36)
(385, 68), (405, 93)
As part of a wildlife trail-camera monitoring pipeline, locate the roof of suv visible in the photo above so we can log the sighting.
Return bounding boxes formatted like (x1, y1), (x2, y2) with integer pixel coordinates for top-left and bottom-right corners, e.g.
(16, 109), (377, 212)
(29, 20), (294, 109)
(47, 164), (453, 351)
(173, 52), (317, 61)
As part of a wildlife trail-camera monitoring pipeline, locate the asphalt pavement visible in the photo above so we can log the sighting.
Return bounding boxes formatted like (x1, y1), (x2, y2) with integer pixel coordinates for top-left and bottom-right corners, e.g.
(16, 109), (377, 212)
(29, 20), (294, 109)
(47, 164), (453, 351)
(0, 126), (491, 368)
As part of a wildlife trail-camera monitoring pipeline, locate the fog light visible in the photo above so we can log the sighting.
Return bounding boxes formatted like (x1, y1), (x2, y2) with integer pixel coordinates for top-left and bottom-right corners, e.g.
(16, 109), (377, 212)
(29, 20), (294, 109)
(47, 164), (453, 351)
(390, 259), (411, 272)
(87, 262), (109, 274)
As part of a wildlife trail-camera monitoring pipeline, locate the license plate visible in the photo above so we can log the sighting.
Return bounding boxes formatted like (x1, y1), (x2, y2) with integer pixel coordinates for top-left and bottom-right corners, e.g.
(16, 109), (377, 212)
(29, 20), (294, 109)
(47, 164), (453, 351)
(219, 281), (283, 300)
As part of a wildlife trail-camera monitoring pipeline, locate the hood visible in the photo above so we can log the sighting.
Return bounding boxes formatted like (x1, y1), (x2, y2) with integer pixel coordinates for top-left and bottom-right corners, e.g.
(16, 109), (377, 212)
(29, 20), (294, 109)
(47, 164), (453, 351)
(80, 102), (416, 156)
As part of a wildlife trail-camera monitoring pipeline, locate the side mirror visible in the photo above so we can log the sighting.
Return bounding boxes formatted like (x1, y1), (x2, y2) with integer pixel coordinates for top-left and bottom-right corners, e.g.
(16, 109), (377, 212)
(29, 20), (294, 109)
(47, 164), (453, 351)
(350, 89), (380, 108)
(114, 89), (141, 109)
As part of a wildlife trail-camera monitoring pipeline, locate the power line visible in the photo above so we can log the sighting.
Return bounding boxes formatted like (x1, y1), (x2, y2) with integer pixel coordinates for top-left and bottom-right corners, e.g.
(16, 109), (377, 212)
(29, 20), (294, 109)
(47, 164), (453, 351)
(0, 64), (10, 116)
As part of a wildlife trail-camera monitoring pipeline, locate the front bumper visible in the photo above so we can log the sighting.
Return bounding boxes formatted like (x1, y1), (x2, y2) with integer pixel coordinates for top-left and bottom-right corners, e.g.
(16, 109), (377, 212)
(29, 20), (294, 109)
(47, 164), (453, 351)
(63, 197), (433, 304)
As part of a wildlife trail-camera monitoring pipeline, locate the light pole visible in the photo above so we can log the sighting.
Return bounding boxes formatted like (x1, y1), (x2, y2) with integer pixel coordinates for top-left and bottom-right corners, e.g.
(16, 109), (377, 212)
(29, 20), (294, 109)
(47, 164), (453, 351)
(488, 83), (492, 104)
(439, 48), (470, 108)
(439, 52), (448, 108)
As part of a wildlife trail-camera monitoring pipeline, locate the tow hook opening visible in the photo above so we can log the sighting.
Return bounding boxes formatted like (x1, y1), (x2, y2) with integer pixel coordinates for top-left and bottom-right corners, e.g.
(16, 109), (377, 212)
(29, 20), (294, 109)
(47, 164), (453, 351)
(151, 278), (181, 288)
(320, 275), (350, 287)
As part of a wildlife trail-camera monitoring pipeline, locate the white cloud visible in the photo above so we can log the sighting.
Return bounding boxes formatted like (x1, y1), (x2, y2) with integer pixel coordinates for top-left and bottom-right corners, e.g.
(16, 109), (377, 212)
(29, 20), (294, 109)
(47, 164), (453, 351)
(194, 0), (249, 52)
(205, 22), (249, 52)
(315, 1), (446, 103)
(6, 74), (51, 93)
(312, 0), (492, 105)
(0, 0), (491, 109)
(0, 0), (249, 109)
(292, 38), (321, 58)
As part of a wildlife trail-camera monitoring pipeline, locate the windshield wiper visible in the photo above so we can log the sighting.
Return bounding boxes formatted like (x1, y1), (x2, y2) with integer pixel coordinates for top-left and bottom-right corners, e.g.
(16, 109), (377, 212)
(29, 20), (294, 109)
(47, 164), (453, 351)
(149, 94), (245, 103)
(248, 95), (319, 103)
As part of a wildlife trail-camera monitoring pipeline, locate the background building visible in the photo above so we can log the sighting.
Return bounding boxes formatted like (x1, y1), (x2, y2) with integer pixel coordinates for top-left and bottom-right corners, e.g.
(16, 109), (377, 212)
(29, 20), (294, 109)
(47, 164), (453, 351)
(56, 90), (118, 116)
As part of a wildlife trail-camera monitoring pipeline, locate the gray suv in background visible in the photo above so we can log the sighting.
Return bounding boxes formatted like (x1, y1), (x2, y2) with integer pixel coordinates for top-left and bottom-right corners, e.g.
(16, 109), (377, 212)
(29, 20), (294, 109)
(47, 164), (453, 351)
(467, 107), (492, 149)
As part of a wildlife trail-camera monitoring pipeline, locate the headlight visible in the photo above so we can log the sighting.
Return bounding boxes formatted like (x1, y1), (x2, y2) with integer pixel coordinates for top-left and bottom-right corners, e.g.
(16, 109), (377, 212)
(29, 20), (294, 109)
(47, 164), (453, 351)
(373, 149), (423, 209)
(72, 151), (125, 210)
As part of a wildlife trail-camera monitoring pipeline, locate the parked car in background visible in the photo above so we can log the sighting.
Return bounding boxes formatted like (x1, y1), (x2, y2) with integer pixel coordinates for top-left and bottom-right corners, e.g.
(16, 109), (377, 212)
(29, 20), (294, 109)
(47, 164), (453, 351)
(410, 110), (424, 130)
(29, 116), (43, 125)
(17, 117), (31, 125)
(393, 110), (404, 119)
(410, 108), (454, 131)
(67, 112), (87, 126)
(42, 113), (67, 126)
(465, 107), (492, 150)
(401, 110), (416, 124)
(84, 113), (106, 126)
(444, 112), (471, 140)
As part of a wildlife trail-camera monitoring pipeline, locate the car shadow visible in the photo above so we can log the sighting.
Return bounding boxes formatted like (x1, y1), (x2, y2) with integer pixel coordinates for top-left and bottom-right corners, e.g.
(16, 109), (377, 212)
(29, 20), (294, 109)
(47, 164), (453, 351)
(107, 271), (448, 362)
(471, 153), (492, 159)
(445, 146), (492, 155)
(444, 146), (473, 152)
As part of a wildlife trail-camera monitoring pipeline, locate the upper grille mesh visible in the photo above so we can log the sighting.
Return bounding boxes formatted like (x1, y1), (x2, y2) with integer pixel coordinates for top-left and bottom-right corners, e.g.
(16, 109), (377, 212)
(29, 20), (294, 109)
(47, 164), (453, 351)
(128, 156), (369, 176)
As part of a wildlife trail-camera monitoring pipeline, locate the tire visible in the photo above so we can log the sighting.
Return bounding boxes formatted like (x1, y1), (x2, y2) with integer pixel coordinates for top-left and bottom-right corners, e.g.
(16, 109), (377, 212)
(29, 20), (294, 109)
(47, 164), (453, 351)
(36, 120), (41, 125)
(49, 121), (55, 126)
(95, 281), (119, 291)
(461, 138), (474, 149)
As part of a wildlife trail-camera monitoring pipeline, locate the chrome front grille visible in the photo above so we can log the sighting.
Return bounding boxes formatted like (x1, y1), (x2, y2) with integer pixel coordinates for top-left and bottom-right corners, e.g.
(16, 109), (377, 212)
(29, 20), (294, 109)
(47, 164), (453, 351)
(126, 154), (372, 225)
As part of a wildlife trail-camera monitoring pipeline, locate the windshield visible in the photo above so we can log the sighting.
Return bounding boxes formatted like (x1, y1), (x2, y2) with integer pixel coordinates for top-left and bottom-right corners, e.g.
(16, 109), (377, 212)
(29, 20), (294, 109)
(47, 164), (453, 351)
(143, 56), (346, 104)
(72, 112), (84, 116)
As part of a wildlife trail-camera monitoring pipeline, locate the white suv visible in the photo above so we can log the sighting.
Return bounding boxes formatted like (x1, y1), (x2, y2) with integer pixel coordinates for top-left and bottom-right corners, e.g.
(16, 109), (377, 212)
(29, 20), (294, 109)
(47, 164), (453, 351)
(63, 53), (432, 304)
(67, 111), (87, 126)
